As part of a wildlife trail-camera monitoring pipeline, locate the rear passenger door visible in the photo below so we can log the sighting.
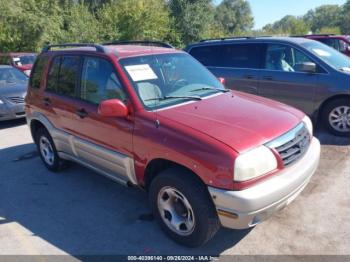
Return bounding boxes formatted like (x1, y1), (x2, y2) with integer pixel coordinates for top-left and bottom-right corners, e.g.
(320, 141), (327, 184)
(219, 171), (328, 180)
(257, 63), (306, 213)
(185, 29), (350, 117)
(189, 43), (264, 95)
(258, 43), (318, 115)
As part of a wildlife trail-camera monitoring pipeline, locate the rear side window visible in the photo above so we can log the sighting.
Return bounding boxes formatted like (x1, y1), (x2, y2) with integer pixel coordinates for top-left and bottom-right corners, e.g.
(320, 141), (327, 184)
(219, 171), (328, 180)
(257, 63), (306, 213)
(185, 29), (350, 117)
(190, 43), (263, 69)
(30, 56), (48, 89)
(46, 56), (80, 97)
(220, 44), (263, 69)
(189, 45), (222, 67)
(59, 56), (80, 97)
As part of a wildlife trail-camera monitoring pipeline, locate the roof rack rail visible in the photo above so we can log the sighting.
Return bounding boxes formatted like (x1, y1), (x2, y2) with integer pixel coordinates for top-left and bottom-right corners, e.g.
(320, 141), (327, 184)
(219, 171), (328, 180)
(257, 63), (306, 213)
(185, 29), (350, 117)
(200, 36), (272, 42)
(42, 43), (106, 53)
(103, 40), (174, 49)
(293, 34), (336, 37)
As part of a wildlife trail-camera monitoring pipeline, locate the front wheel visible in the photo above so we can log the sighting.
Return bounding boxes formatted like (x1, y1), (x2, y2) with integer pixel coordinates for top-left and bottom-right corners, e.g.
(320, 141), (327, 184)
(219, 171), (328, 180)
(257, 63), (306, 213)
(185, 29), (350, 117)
(149, 168), (220, 247)
(322, 98), (350, 136)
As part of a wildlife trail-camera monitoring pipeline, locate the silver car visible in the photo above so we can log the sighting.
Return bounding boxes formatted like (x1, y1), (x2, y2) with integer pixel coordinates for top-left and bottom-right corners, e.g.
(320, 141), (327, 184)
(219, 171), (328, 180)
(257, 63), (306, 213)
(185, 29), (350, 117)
(0, 65), (28, 121)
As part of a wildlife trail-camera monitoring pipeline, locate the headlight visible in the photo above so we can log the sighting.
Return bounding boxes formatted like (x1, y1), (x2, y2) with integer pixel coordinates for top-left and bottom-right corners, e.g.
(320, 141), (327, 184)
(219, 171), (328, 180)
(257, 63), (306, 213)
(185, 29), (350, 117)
(24, 70), (31, 76)
(302, 115), (313, 135)
(0, 99), (3, 104)
(234, 146), (278, 182)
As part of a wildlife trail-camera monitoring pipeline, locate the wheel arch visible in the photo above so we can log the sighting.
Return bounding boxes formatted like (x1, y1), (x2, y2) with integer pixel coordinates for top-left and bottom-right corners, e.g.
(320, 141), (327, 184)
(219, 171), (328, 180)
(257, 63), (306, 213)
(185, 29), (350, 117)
(317, 94), (350, 122)
(143, 158), (206, 191)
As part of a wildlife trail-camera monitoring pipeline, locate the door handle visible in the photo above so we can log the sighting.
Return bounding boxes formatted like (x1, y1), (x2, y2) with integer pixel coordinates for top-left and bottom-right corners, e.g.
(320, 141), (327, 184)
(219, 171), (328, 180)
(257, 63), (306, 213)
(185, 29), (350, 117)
(76, 108), (88, 119)
(244, 75), (255, 79)
(263, 76), (274, 81)
(43, 97), (51, 106)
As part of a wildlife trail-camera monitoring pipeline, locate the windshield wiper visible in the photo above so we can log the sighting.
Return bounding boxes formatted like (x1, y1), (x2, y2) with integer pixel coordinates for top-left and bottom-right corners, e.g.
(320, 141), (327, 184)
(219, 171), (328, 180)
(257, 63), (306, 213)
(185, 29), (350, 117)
(190, 87), (230, 93)
(145, 95), (202, 102)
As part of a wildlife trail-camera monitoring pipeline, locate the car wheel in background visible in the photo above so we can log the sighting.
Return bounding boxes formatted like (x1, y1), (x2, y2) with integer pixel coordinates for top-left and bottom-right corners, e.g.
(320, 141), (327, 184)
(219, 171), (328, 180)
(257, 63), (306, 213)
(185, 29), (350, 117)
(322, 98), (350, 136)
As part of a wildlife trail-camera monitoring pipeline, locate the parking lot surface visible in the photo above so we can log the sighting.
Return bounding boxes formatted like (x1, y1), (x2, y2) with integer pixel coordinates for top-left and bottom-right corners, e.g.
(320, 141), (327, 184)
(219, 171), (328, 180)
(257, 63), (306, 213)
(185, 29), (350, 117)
(0, 119), (349, 257)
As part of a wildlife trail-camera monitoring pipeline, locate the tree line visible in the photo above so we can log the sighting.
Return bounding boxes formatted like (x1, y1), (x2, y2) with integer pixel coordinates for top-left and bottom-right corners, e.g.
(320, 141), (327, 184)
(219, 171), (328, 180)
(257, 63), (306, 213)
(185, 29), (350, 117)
(0, 0), (349, 52)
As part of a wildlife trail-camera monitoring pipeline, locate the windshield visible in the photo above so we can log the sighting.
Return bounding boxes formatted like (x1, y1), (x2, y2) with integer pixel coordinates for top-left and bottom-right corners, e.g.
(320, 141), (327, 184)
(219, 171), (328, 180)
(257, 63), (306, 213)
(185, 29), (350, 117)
(12, 54), (37, 66)
(120, 53), (225, 110)
(301, 41), (350, 70)
(0, 67), (28, 85)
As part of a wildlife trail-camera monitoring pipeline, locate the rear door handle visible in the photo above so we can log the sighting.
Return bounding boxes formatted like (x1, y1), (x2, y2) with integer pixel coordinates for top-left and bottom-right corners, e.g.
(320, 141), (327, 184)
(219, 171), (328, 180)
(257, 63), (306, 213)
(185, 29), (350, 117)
(244, 75), (255, 79)
(263, 76), (274, 81)
(43, 97), (51, 106)
(76, 108), (88, 119)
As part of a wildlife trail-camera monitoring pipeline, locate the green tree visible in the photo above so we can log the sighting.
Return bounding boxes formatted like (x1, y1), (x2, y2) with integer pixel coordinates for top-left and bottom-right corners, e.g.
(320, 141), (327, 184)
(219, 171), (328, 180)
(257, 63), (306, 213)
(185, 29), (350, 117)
(340, 0), (350, 34)
(60, 3), (101, 43)
(215, 0), (254, 35)
(98, 0), (171, 42)
(304, 5), (341, 33)
(0, 0), (63, 52)
(263, 15), (310, 35)
(168, 0), (220, 45)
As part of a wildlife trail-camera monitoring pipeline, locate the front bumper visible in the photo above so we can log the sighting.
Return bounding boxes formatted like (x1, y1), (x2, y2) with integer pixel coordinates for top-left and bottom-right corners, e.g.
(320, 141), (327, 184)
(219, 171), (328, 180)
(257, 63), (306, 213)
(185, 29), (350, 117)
(208, 137), (321, 229)
(0, 103), (26, 121)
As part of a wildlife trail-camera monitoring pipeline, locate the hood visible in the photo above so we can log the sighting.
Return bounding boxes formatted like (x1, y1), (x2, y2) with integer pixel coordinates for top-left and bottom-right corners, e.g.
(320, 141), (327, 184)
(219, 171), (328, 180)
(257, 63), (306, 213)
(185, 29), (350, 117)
(158, 91), (304, 153)
(15, 64), (32, 71)
(0, 82), (27, 98)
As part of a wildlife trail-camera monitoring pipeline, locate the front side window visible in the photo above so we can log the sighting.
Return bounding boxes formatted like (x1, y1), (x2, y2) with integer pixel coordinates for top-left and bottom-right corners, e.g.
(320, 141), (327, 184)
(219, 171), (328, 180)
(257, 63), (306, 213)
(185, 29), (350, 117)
(120, 53), (225, 110)
(81, 57), (126, 104)
(339, 39), (349, 53)
(265, 44), (315, 72)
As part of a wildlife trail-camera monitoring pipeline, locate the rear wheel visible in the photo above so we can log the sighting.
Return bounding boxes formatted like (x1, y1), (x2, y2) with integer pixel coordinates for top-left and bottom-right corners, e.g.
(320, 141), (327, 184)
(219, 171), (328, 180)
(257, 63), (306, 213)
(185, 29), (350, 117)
(322, 98), (350, 136)
(35, 127), (67, 171)
(149, 168), (220, 247)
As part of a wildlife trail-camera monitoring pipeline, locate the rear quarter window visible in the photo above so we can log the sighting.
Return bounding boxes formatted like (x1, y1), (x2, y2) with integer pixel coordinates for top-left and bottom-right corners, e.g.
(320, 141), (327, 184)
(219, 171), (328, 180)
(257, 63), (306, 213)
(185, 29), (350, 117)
(30, 55), (48, 89)
(189, 45), (223, 67)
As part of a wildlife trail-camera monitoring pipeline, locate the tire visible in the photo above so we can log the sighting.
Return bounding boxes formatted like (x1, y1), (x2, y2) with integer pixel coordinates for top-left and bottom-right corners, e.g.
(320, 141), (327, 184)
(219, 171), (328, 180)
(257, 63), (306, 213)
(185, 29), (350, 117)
(149, 167), (220, 247)
(35, 127), (67, 172)
(322, 98), (350, 136)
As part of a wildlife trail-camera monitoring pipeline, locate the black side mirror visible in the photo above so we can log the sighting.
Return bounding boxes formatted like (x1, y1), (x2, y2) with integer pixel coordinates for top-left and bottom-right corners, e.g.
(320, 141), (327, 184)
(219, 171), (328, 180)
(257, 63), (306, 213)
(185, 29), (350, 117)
(295, 62), (317, 73)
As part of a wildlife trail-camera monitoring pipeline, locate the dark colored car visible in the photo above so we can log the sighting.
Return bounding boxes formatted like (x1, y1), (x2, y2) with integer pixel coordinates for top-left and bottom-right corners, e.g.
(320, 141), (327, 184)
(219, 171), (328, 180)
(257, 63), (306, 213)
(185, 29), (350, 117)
(186, 36), (350, 136)
(302, 34), (350, 57)
(0, 65), (28, 121)
(25, 42), (320, 247)
(0, 52), (37, 76)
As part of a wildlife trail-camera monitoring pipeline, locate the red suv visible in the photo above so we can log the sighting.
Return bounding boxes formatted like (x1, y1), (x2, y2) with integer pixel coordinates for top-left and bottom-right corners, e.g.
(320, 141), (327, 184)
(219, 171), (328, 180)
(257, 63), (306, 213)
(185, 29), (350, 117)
(0, 52), (37, 76)
(25, 42), (321, 247)
(303, 34), (350, 57)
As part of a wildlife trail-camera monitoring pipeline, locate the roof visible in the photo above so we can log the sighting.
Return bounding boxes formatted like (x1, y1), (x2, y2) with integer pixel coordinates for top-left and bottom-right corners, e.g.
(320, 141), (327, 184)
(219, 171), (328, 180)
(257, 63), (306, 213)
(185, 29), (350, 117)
(0, 65), (13, 69)
(0, 52), (36, 56)
(43, 44), (182, 59)
(186, 36), (315, 49)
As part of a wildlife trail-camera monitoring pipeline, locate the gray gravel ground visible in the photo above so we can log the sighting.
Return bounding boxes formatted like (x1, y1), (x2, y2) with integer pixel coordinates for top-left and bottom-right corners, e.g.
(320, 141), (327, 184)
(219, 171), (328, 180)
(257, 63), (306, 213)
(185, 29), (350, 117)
(0, 119), (349, 257)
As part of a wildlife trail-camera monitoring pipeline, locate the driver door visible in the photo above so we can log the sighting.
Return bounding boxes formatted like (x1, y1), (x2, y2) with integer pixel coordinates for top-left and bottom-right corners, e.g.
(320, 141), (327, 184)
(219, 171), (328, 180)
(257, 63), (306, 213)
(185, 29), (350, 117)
(258, 43), (318, 115)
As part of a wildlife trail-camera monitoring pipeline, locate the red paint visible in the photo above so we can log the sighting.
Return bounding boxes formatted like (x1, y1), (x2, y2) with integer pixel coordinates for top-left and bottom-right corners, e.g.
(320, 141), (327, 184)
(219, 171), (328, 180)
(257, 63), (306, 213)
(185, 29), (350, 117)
(26, 45), (305, 191)
(304, 35), (350, 57)
(0, 52), (36, 72)
(98, 99), (129, 117)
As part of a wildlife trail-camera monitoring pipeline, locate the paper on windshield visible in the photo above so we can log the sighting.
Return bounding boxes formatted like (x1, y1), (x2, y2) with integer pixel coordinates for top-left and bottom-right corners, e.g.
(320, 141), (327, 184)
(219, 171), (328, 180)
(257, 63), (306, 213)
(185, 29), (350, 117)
(312, 49), (331, 57)
(125, 64), (158, 82)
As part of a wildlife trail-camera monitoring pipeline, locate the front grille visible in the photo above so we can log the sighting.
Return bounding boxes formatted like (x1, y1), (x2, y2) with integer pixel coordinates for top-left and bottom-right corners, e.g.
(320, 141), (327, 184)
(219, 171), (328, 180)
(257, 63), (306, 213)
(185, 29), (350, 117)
(266, 123), (311, 167)
(6, 96), (25, 104)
